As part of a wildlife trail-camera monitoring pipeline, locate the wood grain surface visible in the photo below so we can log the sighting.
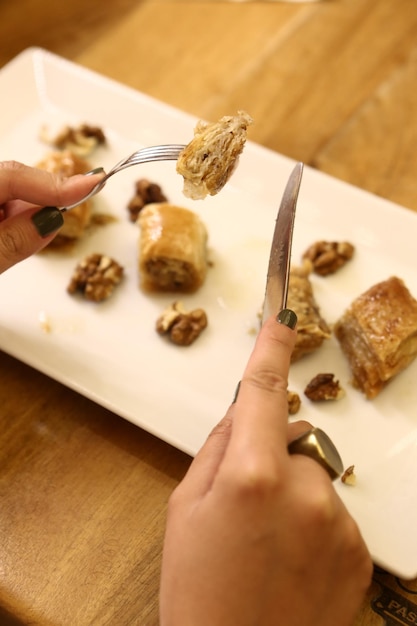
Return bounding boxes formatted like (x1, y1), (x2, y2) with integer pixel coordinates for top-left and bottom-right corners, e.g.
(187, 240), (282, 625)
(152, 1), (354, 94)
(1, 1), (417, 624)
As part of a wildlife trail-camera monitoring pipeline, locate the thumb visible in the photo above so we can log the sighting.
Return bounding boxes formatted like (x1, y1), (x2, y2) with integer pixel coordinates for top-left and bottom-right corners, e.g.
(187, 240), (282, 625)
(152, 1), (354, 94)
(0, 206), (63, 274)
(174, 409), (235, 501)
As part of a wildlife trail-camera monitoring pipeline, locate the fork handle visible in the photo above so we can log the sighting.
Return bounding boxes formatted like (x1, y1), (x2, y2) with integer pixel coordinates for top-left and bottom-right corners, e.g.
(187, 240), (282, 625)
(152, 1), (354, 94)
(59, 168), (110, 212)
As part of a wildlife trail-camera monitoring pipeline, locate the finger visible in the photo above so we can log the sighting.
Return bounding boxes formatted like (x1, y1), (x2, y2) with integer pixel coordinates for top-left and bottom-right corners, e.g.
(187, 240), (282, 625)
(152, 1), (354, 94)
(174, 410), (235, 501)
(287, 420), (313, 444)
(225, 311), (297, 463)
(0, 160), (104, 209)
(177, 420), (314, 502)
(0, 206), (62, 274)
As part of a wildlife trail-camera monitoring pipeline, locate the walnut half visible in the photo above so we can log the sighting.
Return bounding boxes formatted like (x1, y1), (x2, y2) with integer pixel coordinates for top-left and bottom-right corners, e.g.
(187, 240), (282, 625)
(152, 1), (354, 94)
(40, 123), (106, 156)
(156, 301), (208, 346)
(302, 241), (355, 276)
(304, 373), (345, 402)
(127, 178), (168, 222)
(67, 253), (124, 302)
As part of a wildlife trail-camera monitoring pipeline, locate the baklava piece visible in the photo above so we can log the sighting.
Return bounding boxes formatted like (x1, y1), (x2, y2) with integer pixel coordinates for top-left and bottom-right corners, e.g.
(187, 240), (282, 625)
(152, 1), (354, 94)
(36, 150), (92, 245)
(67, 253), (124, 302)
(138, 203), (208, 293)
(334, 276), (417, 398)
(176, 110), (253, 200)
(287, 263), (331, 362)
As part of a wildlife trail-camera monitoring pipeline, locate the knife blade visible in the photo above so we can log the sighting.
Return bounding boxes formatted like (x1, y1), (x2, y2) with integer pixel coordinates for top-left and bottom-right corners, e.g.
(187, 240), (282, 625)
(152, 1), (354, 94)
(262, 162), (304, 324)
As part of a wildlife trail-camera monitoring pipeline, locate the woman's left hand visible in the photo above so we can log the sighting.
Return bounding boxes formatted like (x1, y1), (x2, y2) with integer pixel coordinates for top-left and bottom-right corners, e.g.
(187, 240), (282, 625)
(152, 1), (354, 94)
(0, 160), (104, 273)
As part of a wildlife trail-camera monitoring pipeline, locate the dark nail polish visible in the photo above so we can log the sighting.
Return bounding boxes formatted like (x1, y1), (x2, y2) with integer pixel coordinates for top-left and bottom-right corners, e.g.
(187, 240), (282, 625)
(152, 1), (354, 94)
(232, 380), (241, 404)
(32, 206), (64, 238)
(84, 167), (105, 176)
(276, 308), (297, 330)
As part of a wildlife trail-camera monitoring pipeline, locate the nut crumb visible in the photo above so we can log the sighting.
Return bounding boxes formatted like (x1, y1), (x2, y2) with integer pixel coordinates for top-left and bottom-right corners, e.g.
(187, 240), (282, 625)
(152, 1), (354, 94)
(302, 241), (355, 276)
(287, 390), (301, 415)
(127, 179), (168, 222)
(304, 373), (345, 401)
(156, 301), (208, 346)
(341, 465), (356, 486)
(67, 253), (124, 302)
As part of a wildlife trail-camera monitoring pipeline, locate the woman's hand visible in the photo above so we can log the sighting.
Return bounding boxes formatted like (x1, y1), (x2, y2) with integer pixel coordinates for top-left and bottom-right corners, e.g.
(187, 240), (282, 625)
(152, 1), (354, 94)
(160, 311), (372, 626)
(0, 160), (104, 273)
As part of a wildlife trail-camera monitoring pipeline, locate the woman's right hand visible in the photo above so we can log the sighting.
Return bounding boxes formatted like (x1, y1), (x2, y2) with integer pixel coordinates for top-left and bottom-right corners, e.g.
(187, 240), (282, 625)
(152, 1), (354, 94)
(160, 312), (373, 626)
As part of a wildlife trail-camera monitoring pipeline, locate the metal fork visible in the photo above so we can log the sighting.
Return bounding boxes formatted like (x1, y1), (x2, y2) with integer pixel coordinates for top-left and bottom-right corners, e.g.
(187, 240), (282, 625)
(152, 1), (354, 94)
(60, 144), (186, 211)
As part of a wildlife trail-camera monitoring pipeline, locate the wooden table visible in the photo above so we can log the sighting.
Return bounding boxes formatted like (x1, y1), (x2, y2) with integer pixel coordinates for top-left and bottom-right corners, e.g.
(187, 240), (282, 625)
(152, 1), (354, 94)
(1, 1), (417, 624)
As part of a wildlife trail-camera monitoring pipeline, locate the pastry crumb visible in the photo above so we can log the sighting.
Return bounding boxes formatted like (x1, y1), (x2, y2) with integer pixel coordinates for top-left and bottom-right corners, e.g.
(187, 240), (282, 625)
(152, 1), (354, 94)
(39, 310), (52, 333)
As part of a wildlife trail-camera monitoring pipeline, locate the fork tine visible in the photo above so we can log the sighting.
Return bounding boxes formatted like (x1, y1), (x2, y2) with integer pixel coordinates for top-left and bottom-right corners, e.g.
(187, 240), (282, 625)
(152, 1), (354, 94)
(127, 145), (185, 161)
(115, 145), (185, 171)
(128, 144), (184, 157)
(127, 150), (183, 164)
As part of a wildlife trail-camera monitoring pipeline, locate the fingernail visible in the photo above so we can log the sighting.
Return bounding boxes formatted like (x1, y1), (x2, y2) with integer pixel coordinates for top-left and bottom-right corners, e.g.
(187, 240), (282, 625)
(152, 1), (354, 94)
(276, 308), (297, 329)
(32, 206), (64, 237)
(232, 380), (241, 404)
(84, 167), (105, 176)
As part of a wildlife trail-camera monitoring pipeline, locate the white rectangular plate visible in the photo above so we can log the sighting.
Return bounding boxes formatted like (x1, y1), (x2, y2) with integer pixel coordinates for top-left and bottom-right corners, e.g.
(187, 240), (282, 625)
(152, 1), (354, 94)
(1, 47), (417, 579)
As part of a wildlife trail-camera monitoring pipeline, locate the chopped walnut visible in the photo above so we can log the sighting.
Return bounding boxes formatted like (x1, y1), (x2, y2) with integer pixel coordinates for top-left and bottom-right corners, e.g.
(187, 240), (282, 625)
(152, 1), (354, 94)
(304, 373), (345, 401)
(156, 301), (208, 346)
(287, 390), (301, 415)
(341, 465), (356, 486)
(302, 241), (355, 276)
(127, 179), (168, 222)
(67, 253), (124, 302)
(40, 123), (106, 156)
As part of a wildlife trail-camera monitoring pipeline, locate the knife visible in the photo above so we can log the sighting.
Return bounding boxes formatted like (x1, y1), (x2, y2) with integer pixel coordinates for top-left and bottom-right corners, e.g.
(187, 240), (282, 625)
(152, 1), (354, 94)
(261, 162), (344, 480)
(262, 162), (303, 324)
